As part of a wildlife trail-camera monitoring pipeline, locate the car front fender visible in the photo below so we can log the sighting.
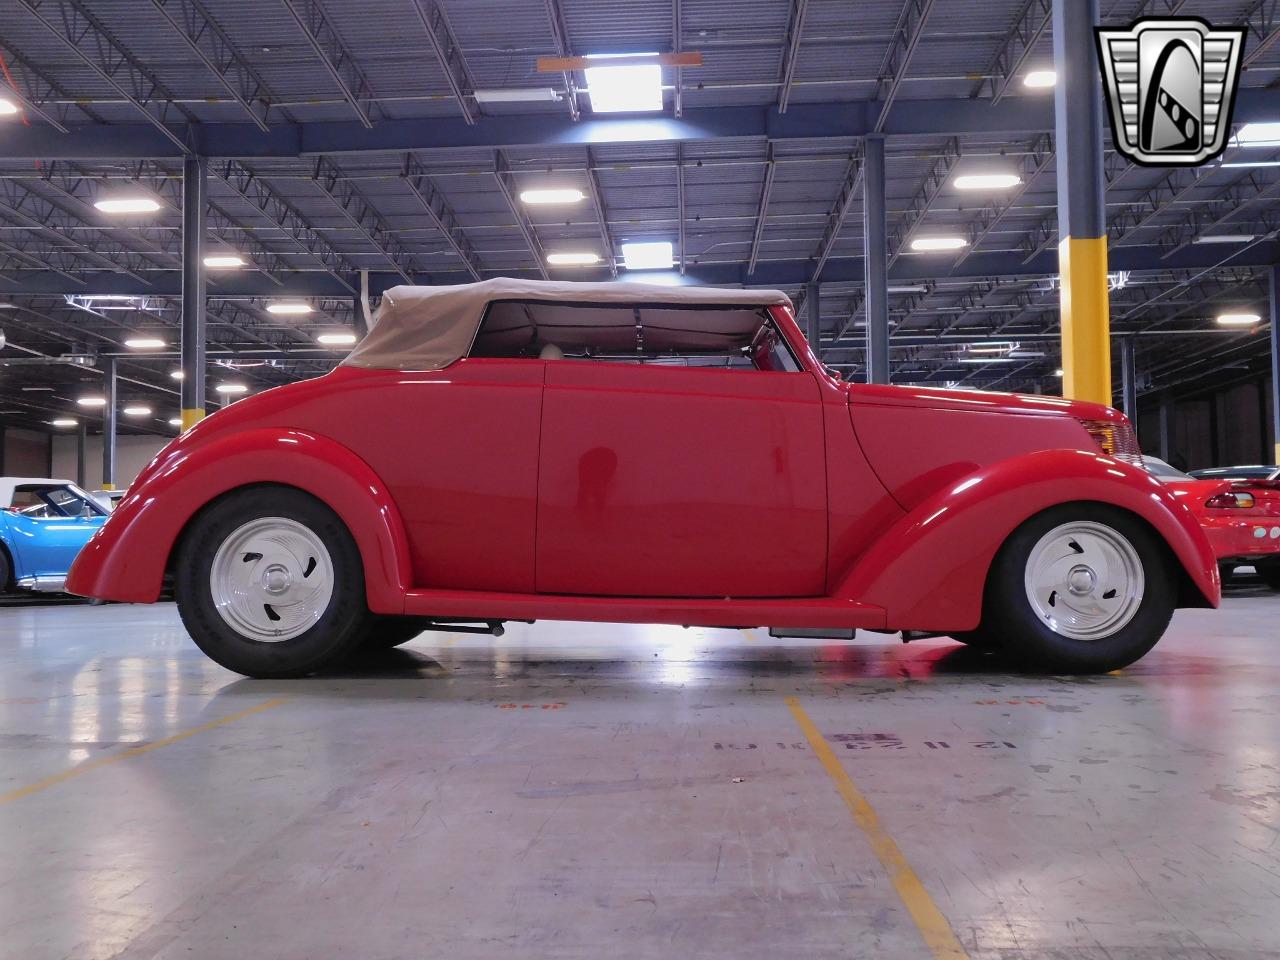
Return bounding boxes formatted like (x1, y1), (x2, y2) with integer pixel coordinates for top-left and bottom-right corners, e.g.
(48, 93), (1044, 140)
(833, 447), (1220, 631)
(66, 428), (413, 612)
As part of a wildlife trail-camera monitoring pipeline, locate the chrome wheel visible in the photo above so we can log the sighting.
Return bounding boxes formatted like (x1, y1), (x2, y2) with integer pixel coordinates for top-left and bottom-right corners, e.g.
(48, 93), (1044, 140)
(1023, 521), (1144, 641)
(209, 517), (334, 642)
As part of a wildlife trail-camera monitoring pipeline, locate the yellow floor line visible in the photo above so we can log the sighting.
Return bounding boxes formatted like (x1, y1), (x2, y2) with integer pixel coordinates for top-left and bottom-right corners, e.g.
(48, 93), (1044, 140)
(785, 696), (969, 960)
(0, 697), (289, 806)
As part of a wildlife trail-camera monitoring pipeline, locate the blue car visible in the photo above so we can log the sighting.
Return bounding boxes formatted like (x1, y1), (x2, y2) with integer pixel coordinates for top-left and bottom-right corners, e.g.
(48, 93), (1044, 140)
(0, 478), (109, 594)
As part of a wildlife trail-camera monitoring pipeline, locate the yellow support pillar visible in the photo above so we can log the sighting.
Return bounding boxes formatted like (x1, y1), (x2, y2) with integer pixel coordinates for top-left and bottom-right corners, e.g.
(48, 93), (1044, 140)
(180, 408), (206, 432)
(1053, 0), (1113, 407)
(1059, 236), (1111, 405)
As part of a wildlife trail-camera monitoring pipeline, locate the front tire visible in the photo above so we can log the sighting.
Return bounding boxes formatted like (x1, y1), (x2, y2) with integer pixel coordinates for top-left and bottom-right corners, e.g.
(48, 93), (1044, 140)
(362, 616), (428, 650)
(976, 504), (1175, 673)
(175, 487), (373, 678)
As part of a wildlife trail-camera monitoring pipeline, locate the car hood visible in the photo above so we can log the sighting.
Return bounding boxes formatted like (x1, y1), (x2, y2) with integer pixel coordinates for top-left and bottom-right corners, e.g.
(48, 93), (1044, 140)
(843, 381), (1118, 421)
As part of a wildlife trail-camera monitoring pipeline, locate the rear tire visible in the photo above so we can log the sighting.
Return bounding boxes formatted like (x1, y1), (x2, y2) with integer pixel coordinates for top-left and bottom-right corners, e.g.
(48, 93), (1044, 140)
(950, 628), (1001, 651)
(0, 548), (11, 595)
(976, 504), (1175, 673)
(175, 487), (373, 678)
(1258, 561), (1280, 591)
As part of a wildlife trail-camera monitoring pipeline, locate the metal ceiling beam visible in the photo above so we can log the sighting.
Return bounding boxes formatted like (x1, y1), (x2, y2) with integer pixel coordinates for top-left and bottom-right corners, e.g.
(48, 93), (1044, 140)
(676, 143), (686, 274)
(870, 0), (937, 132)
(8, 239), (1280, 296)
(401, 153), (482, 281)
(954, 133), (1053, 266)
(16, 0), (197, 153)
(776, 0), (810, 113)
(492, 152), (550, 280)
(279, 0), (377, 129)
(672, 0), (684, 119)
(582, 148), (618, 279)
(409, 0), (476, 125)
(542, 0), (581, 122)
(970, 0), (1051, 103)
(1154, 175), (1280, 256)
(747, 144), (777, 275)
(213, 159), (357, 292)
(311, 156), (414, 282)
(149, 0), (274, 131)
(886, 136), (960, 268)
(0, 37), (86, 131)
(1243, 0), (1280, 68)
(810, 147), (864, 280)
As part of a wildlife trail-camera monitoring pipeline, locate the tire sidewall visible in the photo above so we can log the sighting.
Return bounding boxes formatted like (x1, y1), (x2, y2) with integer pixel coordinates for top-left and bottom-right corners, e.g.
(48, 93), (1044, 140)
(985, 503), (1175, 672)
(176, 487), (371, 678)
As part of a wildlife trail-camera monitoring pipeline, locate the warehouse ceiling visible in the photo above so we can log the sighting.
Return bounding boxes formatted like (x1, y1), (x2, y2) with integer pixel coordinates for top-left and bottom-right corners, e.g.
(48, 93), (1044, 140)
(0, 0), (1278, 436)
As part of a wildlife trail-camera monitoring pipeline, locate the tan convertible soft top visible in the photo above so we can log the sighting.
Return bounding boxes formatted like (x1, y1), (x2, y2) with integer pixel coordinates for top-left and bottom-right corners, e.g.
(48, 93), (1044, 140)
(342, 277), (793, 370)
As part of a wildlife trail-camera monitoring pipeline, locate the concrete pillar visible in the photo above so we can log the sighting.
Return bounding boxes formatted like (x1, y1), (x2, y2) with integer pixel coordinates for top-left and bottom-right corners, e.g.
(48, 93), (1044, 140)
(1053, 0), (1110, 405)
(1120, 338), (1138, 423)
(76, 421), (87, 489)
(1158, 393), (1177, 464)
(1271, 265), (1280, 463)
(102, 357), (117, 490)
(181, 153), (207, 432)
(863, 134), (890, 384)
(805, 280), (821, 357)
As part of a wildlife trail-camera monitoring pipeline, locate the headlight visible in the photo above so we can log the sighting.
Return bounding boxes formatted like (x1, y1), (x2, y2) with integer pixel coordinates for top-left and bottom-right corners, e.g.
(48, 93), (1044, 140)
(1079, 417), (1143, 467)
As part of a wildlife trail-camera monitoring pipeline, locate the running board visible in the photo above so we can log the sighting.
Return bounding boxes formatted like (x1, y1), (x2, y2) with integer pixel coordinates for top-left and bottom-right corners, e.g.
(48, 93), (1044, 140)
(16, 575), (68, 593)
(401, 589), (886, 630)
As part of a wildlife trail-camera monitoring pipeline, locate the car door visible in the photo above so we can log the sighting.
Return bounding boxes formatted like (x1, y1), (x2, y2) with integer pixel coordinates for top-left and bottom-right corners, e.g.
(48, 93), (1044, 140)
(535, 362), (827, 598)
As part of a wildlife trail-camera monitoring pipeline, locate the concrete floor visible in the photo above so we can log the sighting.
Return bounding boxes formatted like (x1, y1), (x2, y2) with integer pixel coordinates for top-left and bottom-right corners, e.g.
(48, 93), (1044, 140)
(2, 588), (1279, 960)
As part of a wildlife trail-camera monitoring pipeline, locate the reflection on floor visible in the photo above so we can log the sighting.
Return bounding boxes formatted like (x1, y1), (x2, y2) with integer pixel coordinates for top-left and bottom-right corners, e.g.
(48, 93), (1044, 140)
(2, 591), (1279, 959)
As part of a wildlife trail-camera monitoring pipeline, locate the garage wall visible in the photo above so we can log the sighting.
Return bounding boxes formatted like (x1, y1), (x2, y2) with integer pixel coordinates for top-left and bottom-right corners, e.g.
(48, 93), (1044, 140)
(2, 428), (52, 476)
(50, 434), (170, 489)
(1137, 374), (1276, 470)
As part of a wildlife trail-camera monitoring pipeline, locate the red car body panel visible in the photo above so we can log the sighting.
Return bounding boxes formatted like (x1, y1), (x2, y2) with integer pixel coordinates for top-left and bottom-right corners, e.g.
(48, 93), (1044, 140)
(66, 302), (1221, 628)
(1164, 478), (1280, 562)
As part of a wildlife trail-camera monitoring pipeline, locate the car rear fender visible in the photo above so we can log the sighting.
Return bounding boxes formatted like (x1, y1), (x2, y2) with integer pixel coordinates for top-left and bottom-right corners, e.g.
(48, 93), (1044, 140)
(832, 448), (1220, 631)
(65, 428), (412, 613)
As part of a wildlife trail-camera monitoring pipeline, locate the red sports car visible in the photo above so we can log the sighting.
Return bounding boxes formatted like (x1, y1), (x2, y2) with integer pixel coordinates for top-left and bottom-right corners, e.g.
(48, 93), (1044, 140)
(1146, 457), (1280, 589)
(66, 279), (1219, 678)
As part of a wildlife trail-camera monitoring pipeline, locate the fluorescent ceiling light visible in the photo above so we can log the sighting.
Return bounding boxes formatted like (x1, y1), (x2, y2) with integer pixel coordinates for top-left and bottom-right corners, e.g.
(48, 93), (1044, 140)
(21, 386), (54, 392)
(1023, 70), (1057, 88)
(94, 196), (161, 214)
(1054, 368), (1064, 377)
(124, 337), (165, 349)
(959, 356), (1018, 363)
(910, 236), (967, 252)
(1220, 160), (1280, 168)
(168, 418), (183, 427)
(51, 418), (77, 427)
(1233, 122), (1280, 147)
(1194, 233), (1256, 243)
(886, 284), (929, 293)
(0, 98), (19, 116)
(266, 302), (312, 315)
(585, 54), (663, 113)
(968, 342), (1015, 354)
(215, 382), (248, 394)
(1217, 312), (1261, 326)
(622, 240), (674, 270)
(519, 188), (585, 205)
(474, 87), (560, 103)
(316, 332), (358, 346)
(122, 405), (152, 416)
(953, 173), (1022, 190)
(204, 254), (245, 268)
(547, 251), (601, 266)
(169, 369), (185, 380)
(76, 396), (107, 408)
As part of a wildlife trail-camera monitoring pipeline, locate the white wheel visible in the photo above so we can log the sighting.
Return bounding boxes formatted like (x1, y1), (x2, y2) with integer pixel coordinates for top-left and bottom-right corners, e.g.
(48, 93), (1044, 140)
(209, 516), (335, 642)
(1023, 521), (1145, 641)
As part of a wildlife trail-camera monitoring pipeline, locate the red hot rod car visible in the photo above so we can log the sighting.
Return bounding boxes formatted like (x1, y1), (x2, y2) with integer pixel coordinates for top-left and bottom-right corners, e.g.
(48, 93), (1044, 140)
(67, 279), (1218, 677)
